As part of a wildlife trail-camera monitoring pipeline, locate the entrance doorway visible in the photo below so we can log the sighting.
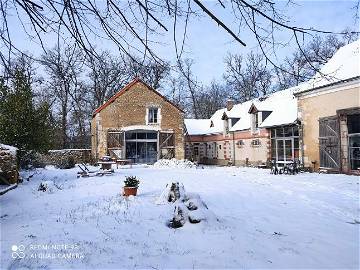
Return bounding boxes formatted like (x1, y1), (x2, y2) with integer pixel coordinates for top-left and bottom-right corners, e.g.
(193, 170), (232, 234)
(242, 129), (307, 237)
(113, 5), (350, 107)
(125, 131), (158, 164)
(348, 114), (360, 170)
(271, 126), (300, 163)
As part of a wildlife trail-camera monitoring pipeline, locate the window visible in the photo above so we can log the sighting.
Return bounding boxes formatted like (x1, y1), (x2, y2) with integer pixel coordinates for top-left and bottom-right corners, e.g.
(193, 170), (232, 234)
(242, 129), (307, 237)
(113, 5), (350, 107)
(270, 125), (300, 162)
(230, 118), (240, 127)
(236, 140), (245, 147)
(251, 139), (261, 146)
(348, 114), (360, 170)
(148, 108), (158, 124)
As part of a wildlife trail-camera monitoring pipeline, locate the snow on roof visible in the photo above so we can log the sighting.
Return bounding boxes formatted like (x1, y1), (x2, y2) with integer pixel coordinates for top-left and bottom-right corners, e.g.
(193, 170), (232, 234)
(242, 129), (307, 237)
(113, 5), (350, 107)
(185, 85), (300, 135)
(296, 39), (360, 93)
(228, 101), (253, 132)
(208, 108), (226, 133)
(184, 119), (211, 135)
(0, 143), (18, 156)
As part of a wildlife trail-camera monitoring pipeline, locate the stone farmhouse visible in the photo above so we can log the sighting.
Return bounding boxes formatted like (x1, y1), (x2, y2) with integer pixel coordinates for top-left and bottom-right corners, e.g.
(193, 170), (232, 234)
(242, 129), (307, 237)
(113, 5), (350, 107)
(91, 78), (185, 163)
(91, 40), (359, 174)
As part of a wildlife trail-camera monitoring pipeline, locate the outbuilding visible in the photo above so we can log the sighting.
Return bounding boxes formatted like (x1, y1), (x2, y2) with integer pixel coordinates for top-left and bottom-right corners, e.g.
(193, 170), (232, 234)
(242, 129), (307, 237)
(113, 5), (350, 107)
(91, 78), (185, 163)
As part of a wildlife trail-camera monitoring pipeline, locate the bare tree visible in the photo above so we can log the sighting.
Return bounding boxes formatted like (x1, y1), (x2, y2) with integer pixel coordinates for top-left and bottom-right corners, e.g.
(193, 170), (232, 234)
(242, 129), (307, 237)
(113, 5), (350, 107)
(86, 51), (128, 109)
(176, 58), (201, 118)
(124, 56), (171, 90)
(196, 81), (227, 119)
(275, 32), (359, 89)
(224, 52), (272, 102)
(41, 44), (84, 148)
(1, 0), (357, 80)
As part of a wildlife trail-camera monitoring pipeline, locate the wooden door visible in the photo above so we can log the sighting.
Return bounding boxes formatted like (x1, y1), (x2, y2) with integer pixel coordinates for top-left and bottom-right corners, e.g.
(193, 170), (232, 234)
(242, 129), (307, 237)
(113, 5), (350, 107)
(319, 116), (340, 170)
(107, 131), (124, 158)
(159, 132), (175, 159)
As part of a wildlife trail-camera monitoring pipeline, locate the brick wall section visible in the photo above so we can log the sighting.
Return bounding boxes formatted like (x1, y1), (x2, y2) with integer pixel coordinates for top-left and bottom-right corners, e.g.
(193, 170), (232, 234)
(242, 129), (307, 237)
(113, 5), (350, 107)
(91, 82), (185, 159)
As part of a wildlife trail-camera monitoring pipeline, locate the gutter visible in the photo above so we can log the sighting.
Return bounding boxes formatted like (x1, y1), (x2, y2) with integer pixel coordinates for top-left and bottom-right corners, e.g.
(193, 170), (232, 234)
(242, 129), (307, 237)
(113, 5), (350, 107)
(294, 76), (360, 97)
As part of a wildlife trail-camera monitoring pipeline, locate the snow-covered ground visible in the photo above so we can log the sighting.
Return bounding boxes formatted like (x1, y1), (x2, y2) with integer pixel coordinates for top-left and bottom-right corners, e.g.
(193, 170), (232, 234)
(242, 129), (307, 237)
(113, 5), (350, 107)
(0, 165), (359, 269)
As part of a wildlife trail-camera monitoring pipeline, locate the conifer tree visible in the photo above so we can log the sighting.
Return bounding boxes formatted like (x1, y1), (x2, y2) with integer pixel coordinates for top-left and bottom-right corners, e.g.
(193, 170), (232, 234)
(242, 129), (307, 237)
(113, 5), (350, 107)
(0, 69), (54, 155)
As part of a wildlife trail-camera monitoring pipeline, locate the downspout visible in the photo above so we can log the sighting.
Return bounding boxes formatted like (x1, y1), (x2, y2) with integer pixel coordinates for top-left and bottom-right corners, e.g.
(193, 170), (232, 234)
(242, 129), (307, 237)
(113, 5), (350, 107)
(232, 131), (236, 166)
(300, 122), (305, 167)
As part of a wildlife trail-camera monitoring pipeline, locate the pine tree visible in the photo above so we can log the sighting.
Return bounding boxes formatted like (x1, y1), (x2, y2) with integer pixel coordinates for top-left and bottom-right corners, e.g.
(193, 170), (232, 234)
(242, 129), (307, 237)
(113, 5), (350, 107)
(0, 69), (54, 155)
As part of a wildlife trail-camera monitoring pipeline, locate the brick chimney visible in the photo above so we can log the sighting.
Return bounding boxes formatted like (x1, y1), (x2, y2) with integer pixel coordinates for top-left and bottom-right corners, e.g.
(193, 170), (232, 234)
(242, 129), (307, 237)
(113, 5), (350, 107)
(226, 100), (234, 111)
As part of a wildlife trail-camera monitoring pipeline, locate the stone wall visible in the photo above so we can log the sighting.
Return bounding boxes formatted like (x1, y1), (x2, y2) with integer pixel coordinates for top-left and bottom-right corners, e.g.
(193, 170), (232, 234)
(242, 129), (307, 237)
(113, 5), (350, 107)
(43, 149), (93, 166)
(0, 144), (18, 185)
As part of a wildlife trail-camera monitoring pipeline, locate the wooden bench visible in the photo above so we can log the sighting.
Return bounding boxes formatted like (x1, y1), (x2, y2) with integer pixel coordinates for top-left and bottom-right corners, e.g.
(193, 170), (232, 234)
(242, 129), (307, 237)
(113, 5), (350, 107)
(98, 161), (116, 170)
(116, 159), (133, 168)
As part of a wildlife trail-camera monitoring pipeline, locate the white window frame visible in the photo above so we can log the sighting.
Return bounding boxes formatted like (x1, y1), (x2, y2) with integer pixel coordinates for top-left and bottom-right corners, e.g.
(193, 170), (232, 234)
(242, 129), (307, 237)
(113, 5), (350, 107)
(146, 107), (161, 125)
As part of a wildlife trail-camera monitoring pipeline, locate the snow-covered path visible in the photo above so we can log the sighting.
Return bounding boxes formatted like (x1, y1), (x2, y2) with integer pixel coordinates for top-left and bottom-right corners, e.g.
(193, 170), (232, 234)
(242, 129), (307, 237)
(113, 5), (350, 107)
(1, 165), (359, 269)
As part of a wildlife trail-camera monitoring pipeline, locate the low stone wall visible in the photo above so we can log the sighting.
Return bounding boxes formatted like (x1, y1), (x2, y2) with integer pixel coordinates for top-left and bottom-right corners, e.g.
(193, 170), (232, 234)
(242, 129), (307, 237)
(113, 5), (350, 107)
(0, 144), (19, 185)
(43, 149), (93, 166)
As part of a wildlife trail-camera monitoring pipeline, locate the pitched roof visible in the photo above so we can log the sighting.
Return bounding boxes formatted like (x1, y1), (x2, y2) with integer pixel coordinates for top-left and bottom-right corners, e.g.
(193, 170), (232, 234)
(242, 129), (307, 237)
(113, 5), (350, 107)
(184, 86), (300, 135)
(92, 78), (184, 117)
(295, 39), (360, 94)
(184, 119), (211, 135)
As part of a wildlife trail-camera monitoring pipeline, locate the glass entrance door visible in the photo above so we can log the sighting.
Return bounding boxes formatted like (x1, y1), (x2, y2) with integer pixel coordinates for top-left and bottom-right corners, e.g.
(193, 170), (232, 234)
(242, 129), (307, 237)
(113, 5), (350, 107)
(276, 139), (293, 162)
(349, 135), (360, 170)
(125, 131), (158, 164)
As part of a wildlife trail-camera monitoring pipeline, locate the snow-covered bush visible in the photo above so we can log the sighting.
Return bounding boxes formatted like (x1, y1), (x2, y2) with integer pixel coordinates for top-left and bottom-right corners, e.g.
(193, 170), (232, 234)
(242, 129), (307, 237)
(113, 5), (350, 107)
(38, 181), (57, 193)
(19, 151), (46, 169)
(55, 156), (75, 169)
(153, 158), (196, 169)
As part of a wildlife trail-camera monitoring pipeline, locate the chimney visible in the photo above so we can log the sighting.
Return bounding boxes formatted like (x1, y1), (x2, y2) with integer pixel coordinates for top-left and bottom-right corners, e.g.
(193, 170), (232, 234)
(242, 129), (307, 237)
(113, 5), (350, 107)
(226, 100), (234, 111)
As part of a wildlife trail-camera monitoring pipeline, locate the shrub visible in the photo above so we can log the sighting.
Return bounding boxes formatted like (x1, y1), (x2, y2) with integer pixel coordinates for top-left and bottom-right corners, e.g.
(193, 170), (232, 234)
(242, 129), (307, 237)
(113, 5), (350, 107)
(124, 176), (140, 187)
(56, 156), (75, 169)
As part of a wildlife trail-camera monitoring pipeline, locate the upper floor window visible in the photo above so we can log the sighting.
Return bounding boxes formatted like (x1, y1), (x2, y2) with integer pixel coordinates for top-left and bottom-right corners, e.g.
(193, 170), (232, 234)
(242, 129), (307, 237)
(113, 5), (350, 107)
(148, 107), (158, 124)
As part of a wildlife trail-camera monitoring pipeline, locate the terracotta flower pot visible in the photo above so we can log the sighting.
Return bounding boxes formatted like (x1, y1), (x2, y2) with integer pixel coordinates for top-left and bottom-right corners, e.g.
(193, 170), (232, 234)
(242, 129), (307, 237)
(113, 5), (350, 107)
(123, 186), (138, 196)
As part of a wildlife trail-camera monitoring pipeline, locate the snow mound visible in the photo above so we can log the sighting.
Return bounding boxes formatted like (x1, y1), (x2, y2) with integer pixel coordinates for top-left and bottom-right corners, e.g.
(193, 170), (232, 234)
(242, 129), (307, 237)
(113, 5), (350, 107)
(156, 182), (187, 205)
(0, 143), (17, 156)
(153, 158), (196, 169)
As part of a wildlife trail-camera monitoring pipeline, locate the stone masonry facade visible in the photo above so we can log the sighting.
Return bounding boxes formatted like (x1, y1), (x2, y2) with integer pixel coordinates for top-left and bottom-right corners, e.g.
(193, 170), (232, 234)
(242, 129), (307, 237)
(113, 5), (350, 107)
(91, 79), (185, 160)
(0, 145), (18, 185)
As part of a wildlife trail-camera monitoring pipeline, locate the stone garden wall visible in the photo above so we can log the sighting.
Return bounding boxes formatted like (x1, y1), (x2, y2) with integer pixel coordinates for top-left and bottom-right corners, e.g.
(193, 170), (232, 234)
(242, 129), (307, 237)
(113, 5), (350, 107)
(0, 144), (19, 185)
(40, 149), (93, 168)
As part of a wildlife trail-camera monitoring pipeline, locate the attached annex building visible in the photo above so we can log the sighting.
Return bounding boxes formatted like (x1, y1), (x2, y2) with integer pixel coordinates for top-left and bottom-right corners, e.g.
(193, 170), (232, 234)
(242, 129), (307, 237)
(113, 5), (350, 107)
(185, 85), (301, 167)
(185, 40), (360, 174)
(91, 78), (185, 163)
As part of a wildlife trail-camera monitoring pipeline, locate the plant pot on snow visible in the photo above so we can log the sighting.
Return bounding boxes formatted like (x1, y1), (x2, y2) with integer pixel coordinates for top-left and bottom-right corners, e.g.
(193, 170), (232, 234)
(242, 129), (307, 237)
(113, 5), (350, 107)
(122, 176), (140, 196)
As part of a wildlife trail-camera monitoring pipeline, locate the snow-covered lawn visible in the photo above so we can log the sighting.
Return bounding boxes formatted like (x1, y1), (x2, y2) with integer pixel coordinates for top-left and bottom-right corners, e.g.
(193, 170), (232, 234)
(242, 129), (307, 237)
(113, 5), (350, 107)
(1, 165), (359, 269)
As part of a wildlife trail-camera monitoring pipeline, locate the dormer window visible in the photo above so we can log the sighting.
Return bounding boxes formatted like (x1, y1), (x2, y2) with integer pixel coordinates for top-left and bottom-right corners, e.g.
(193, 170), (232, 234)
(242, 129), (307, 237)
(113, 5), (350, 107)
(148, 107), (158, 124)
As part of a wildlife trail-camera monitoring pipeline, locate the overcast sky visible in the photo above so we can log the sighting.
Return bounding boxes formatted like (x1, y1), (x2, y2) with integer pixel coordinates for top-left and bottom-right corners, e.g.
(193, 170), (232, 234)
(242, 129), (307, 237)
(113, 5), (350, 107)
(5, 0), (359, 85)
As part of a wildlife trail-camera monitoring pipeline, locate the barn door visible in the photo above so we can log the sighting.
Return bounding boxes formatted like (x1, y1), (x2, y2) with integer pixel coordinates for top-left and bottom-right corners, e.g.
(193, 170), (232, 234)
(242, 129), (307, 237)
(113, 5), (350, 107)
(159, 132), (175, 159)
(107, 131), (124, 158)
(319, 116), (340, 170)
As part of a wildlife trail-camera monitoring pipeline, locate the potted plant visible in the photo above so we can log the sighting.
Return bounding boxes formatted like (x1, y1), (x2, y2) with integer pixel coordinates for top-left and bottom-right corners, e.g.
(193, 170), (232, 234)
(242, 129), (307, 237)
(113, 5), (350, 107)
(123, 176), (140, 196)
